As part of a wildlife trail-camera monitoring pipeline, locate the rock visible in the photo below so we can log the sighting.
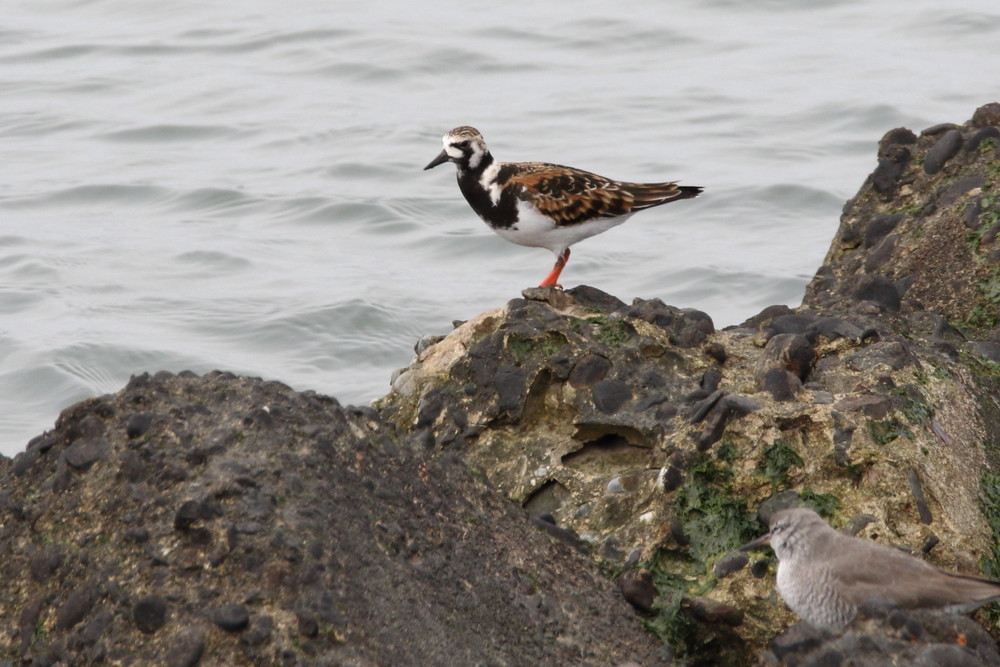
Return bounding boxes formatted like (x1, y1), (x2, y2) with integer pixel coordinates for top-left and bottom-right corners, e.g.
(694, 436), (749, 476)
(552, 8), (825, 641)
(64, 437), (109, 470)
(568, 354), (611, 388)
(920, 123), (959, 137)
(565, 285), (627, 313)
(850, 274), (901, 311)
(28, 547), (62, 583)
(966, 126), (1000, 153)
(760, 368), (802, 402)
(165, 628), (206, 667)
(683, 596), (744, 626)
(173, 500), (207, 531)
(703, 341), (728, 364)
(211, 603), (250, 632)
(239, 615), (273, 646)
(56, 585), (96, 631)
(126, 413), (154, 439)
(7, 106), (1000, 666)
(923, 129), (963, 174)
(971, 102), (1000, 128)
(617, 569), (655, 613)
(756, 333), (816, 382)
(713, 550), (750, 578)
(133, 595), (167, 634)
(971, 341), (1000, 364)
(591, 379), (632, 413)
(863, 214), (903, 248)
(0, 372), (671, 665)
(763, 609), (1000, 665)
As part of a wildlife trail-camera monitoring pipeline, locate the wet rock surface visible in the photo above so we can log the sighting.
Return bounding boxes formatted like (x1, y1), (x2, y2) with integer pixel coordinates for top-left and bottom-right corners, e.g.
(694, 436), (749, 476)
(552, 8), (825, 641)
(0, 372), (665, 665)
(2, 103), (1000, 665)
(760, 607), (1000, 666)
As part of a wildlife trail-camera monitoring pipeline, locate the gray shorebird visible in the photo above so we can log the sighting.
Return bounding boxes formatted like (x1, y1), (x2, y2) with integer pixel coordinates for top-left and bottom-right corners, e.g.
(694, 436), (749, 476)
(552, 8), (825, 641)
(741, 507), (1000, 632)
(424, 126), (702, 288)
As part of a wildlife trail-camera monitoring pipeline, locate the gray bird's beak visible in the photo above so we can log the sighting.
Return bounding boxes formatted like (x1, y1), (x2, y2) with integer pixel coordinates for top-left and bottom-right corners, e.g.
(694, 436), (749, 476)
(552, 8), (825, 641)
(739, 533), (772, 551)
(424, 150), (450, 170)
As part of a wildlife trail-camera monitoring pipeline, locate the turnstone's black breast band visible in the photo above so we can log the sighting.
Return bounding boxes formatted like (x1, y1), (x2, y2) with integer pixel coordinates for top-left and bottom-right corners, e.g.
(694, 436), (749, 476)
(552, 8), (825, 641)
(425, 126), (702, 287)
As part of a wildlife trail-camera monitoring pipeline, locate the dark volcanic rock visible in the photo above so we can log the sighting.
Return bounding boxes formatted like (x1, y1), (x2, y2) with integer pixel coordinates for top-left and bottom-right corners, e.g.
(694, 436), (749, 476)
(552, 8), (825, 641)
(133, 595), (168, 634)
(0, 372), (664, 665)
(211, 603), (250, 633)
(923, 129), (963, 174)
(761, 610), (1000, 666)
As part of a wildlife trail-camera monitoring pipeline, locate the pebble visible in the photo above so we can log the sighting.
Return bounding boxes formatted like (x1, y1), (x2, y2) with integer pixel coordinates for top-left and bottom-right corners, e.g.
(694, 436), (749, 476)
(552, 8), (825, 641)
(133, 595), (168, 634)
(211, 603), (250, 632)
(564, 285), (626, 313)
(750, 559), (770, 579)
(851, 274), (901, 311)
(28, 548), (63, 583)
(906, 468), (933, 525)
(239, 615), (274, 646)
(617, 569), (655, 613)
(173, 500), (206, 531)
(872, 155), (907, 195)
(863, 214), (903, 249)
(591, 379), (632, 414)
(703, 341), (727, 364)
(769, 622), (825, 660)
(64, 438), (110, 470)
(713, 550), (749, 578)
(568, 354), (611, 388)
(760, 368), (802, 402)
(126, 413), (153, 439)
(965, 126), (1000, 153)
(56, 585), (96, 630)
(683, 595), (744, 626)
(757, 333), (815, 381)
(920, 123), (959, 137)
(166, 628), (206, 667)
(923, 129), (963, 174)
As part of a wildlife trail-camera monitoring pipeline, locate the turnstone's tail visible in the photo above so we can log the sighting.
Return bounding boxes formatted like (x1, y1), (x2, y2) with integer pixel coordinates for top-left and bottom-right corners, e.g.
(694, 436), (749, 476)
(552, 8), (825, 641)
(627, 183), (703, 211)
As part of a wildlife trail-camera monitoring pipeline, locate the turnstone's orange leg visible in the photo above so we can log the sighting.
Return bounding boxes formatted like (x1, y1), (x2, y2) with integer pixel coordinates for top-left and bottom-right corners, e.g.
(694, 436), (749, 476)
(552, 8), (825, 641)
(539, 248), (570, 288)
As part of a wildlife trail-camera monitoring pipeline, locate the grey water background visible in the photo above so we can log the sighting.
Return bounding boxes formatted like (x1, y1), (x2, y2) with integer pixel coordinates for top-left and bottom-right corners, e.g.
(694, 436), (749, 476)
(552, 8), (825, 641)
(1, 1), (999, 455)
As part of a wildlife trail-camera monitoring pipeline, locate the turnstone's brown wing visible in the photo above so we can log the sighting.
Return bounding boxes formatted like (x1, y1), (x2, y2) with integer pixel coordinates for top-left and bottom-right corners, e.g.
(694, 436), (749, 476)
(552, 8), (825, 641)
(504, 162), (699, 227)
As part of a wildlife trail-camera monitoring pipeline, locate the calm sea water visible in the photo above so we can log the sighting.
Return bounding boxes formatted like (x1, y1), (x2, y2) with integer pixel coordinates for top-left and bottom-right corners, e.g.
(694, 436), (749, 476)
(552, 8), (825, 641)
(2, 0), (999, 455)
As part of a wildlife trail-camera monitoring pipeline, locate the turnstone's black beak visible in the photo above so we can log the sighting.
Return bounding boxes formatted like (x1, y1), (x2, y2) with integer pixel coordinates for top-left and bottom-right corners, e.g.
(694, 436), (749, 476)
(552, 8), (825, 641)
(424, 150), (450, 170)
(739, 533), (772, 551)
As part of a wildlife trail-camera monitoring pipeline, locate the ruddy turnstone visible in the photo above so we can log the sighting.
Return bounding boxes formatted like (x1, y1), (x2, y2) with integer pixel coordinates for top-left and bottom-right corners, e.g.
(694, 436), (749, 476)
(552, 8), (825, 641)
(424, 126), (702, 287)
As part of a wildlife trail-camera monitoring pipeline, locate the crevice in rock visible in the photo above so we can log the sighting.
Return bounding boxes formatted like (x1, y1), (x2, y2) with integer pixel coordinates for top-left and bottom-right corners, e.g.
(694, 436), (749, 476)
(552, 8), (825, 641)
(561, 433), (654, 475)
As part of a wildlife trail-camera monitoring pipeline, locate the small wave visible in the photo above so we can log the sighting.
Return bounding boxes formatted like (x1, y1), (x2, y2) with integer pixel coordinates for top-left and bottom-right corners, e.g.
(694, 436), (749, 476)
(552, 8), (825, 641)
(99, 124), (241, 143)
(2, 184), (171, 209)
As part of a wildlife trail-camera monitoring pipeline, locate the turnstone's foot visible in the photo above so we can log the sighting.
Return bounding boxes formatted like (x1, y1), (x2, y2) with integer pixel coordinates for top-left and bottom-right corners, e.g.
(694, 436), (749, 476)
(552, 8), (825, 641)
(425, 126), (702, 286)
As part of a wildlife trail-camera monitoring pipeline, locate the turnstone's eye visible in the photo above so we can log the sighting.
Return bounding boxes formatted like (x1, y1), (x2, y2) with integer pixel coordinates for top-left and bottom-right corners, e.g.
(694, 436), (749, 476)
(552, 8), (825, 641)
(458, 140), (471, 148)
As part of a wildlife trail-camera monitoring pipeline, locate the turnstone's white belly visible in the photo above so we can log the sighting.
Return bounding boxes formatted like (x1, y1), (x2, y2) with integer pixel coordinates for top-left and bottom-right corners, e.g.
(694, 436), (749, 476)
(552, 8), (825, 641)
(493, 200), (634, 252)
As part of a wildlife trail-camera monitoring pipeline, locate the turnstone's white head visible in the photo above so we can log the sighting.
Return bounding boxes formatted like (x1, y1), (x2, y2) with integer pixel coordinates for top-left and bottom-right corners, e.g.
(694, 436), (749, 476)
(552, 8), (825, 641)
(424, 126), (491, 171)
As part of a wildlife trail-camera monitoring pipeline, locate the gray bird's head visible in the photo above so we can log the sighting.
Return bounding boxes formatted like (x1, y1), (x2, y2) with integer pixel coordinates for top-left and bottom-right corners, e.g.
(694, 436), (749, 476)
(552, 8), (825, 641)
(741, 507), (834, 562)
(424, 126), (491, 172)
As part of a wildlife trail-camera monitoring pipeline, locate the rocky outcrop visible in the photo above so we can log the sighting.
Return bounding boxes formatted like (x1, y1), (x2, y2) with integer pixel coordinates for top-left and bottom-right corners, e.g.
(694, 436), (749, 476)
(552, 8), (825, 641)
(0, 372), (667, 665)
(806, 101), (1000, 333)
(376, 103), (1000, 663)
(2, 104), (999, 665)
